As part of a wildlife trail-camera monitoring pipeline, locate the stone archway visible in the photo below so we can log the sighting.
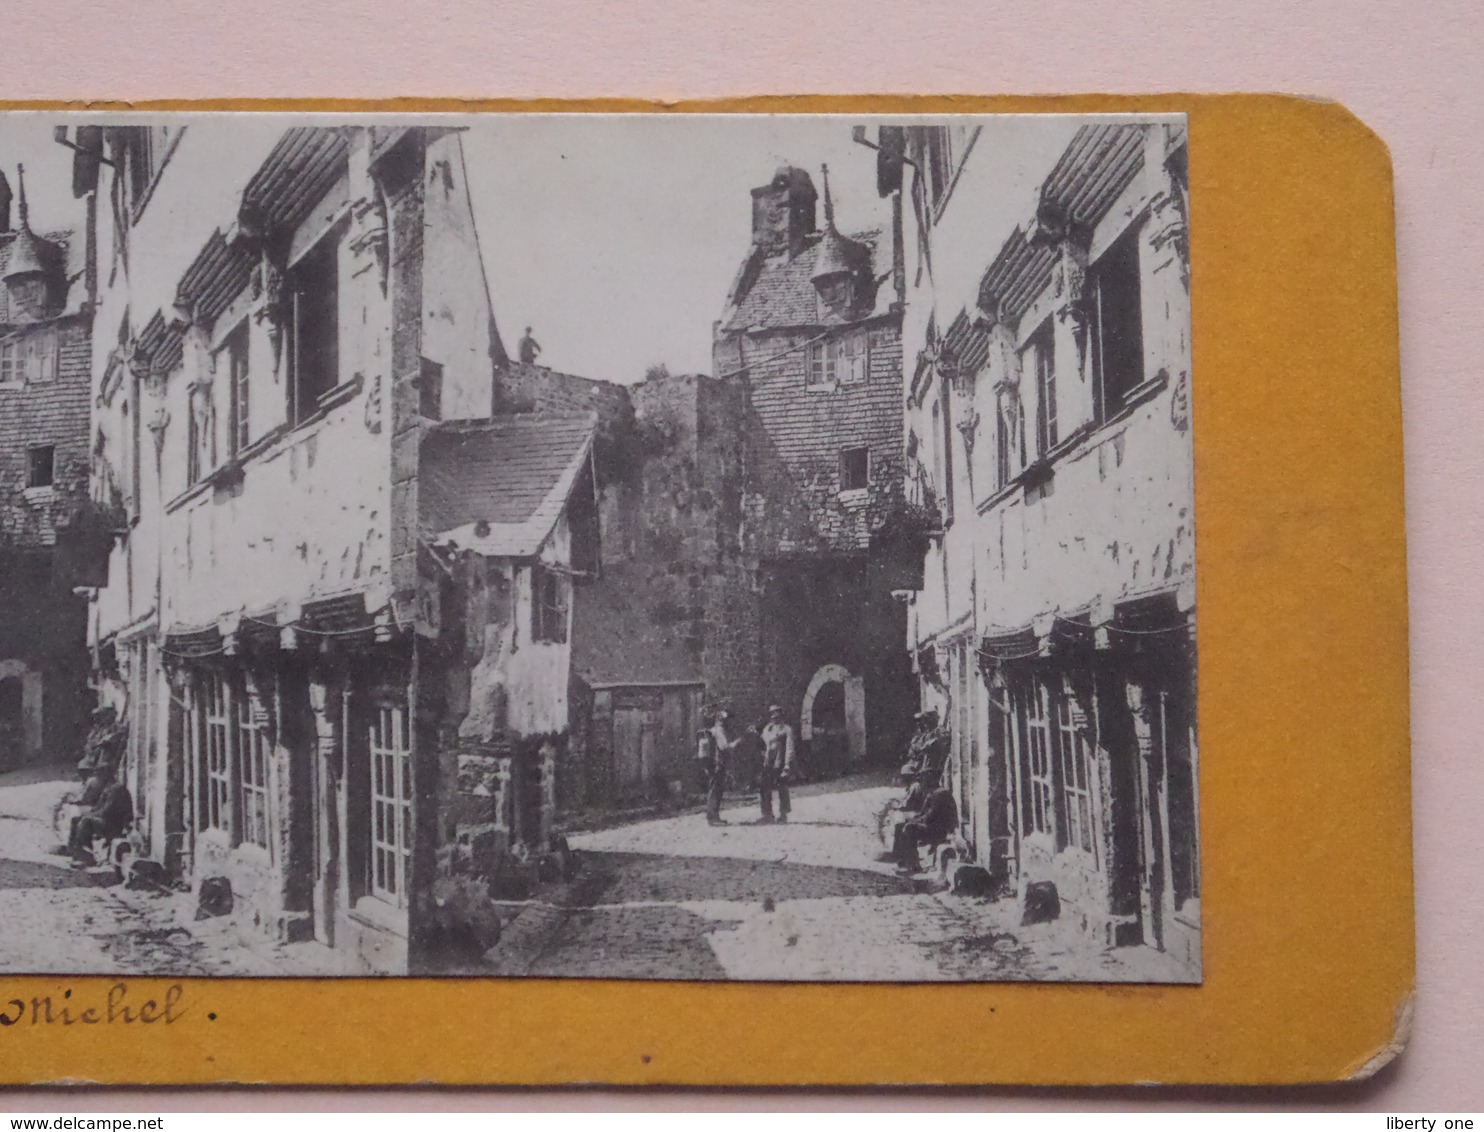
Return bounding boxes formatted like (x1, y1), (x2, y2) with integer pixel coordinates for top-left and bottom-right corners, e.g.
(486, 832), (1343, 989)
(801, 663), (866, 772)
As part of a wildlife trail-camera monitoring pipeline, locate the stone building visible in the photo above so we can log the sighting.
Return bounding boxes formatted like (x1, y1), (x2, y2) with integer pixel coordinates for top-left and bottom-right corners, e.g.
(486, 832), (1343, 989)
(884, 120), (1199, 970)
(0, 165), (93, 772)
(490, 360), (749, 808)
(712, 164), (916, 775)
(76, 122), (581, 972)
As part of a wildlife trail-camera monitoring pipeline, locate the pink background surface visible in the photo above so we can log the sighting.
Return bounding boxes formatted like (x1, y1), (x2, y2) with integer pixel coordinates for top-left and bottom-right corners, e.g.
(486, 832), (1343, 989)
(1, 0), (1479, 1110)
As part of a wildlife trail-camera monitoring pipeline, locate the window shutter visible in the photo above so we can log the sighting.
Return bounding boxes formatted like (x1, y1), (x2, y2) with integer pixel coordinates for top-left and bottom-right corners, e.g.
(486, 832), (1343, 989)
(43, 332), (57, 383)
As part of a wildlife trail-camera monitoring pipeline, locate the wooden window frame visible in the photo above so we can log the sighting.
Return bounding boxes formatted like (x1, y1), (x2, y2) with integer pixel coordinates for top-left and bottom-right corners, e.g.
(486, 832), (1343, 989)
(839, 445), (870, 492)
(200, 671), (232, 835)
(1022, 678), (1056, 839)
(838, 331), (869, 385)
(236, 685), (272, 852)
(1090, 224), (1147, 424)
(1024, 319), (1057, 457)
(286, 227), (342, 428)
(0, 339), (16, 385)
(220, 319), (251, 457)
(369, 699), (413, 907)
(939, 382), (956, 523)
(1055, 683), (1098, 863)
(186, 398), (202, 488)
(26, 445), (55, 490)
(806, 338), (835, 389)
(531, 564), (569, 645)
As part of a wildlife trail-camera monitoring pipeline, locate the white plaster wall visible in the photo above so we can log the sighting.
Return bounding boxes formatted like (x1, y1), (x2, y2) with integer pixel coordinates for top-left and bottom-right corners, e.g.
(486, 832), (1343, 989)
(420, 132), (499, 421)
(901, 121), (1080, 650)
(903, 122), (1194, 644)
(92, 128), (429, 637)
(461, 517), (573, 742)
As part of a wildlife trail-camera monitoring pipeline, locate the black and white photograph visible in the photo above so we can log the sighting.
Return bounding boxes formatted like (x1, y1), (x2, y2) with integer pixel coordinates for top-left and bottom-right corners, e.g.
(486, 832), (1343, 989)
(0, 112), (1197, 983)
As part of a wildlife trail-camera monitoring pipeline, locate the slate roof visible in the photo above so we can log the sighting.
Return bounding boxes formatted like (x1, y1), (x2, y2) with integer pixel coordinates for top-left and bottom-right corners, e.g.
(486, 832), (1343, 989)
(571, 563), (703, 688)
(420, 411), (597, 558)
(720, 228), (887, 333)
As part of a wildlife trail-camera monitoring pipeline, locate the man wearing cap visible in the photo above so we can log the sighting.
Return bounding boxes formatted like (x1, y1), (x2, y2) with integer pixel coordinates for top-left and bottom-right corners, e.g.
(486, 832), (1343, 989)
(900, 709), (950, 811)
(698, 706), (735, 826)
(758, 704), (796, 825)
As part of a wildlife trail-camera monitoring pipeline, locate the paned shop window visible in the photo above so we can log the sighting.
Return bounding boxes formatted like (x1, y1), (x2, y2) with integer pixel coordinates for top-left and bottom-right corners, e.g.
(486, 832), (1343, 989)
(287, 227), (341, 427)
(531, 564), (568, 644)
(1055, 685), (1098, 863)
(369, 701), (413, 906)
(201, 672), (231, 834)
(1021, 679), (1056, 837)
(1090, 224), (1146, 422)
(236, 687), (272, 851)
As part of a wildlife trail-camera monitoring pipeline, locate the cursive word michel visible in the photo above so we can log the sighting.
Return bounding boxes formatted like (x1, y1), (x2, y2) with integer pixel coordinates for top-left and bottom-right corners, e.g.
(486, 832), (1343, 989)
(0, 983), (186, 1028)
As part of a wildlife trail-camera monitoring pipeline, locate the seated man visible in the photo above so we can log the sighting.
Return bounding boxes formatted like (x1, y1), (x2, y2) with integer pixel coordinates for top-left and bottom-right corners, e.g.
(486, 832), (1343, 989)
(894, 786), (959, 874)
(68, 764), (133, 861)
(900, 710), (949, 783)
(68, 758), (109, 808)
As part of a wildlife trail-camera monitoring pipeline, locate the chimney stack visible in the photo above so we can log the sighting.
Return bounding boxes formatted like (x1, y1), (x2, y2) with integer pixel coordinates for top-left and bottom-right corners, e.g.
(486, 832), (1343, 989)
(0, 169), (11, 233)
(750, 166), (817, 259)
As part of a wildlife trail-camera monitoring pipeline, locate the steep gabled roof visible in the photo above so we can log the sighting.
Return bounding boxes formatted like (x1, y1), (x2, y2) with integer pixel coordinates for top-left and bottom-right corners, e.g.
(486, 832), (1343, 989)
(419, 411), (597, 558)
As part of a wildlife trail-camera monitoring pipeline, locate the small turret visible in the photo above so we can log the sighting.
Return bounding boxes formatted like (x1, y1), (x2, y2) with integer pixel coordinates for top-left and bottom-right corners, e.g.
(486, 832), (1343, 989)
(810, 165), (871, 314)
(3, 165), (63, 321)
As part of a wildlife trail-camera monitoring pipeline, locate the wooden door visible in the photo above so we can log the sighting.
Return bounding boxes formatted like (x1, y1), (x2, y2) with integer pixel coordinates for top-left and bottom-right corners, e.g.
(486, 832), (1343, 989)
(613, 707), (647, 794)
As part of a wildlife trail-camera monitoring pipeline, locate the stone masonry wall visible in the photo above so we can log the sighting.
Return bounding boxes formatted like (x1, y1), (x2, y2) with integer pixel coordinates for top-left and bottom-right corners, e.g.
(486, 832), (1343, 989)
(714, 316), (906, 560)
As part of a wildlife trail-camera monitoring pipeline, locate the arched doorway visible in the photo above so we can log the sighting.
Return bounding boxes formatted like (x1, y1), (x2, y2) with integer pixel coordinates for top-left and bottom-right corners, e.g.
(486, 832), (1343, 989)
(801, 663), (866, 777)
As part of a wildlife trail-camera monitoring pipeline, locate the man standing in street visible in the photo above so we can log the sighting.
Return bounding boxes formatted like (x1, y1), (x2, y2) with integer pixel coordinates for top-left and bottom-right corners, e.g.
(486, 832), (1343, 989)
(758, 704), (796, 825)
(700, 706), (736, 826)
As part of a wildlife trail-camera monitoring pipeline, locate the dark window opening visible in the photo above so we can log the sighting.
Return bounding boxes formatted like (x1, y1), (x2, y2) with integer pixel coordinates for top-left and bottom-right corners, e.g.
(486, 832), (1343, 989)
(419, 358), (443, 421)
(27, 445), (54, 489)
(939, 386), (956, 523)
(225, 321), (251, 455)
(1027, 319), (1056, 455)
(531, 565), (569, 644)
(1091, 225), (1146, 421)
(840, 446), (869, 492)
(287, 229), (341, 427)
(0, 677), (23, 734)
(925, 127), (954, 208)
(187, 399), (202, 487)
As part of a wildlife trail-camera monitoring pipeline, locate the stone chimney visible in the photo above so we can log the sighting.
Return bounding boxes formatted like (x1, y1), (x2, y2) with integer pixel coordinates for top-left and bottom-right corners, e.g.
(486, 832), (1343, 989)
(0, 169), (11, 233)
(750, 166), (817, 259)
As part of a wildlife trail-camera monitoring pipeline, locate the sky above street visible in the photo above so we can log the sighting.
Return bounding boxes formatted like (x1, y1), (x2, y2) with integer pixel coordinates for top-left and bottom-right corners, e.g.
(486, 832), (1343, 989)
(1, 114), (1075, 385)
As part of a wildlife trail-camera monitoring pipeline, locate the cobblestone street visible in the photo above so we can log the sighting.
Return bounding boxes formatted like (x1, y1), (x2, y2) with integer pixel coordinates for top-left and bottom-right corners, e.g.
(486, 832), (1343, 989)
(0, 764), (353, 977)
(484, 778), (1198, 983)
(1, 764), (1196, 982)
